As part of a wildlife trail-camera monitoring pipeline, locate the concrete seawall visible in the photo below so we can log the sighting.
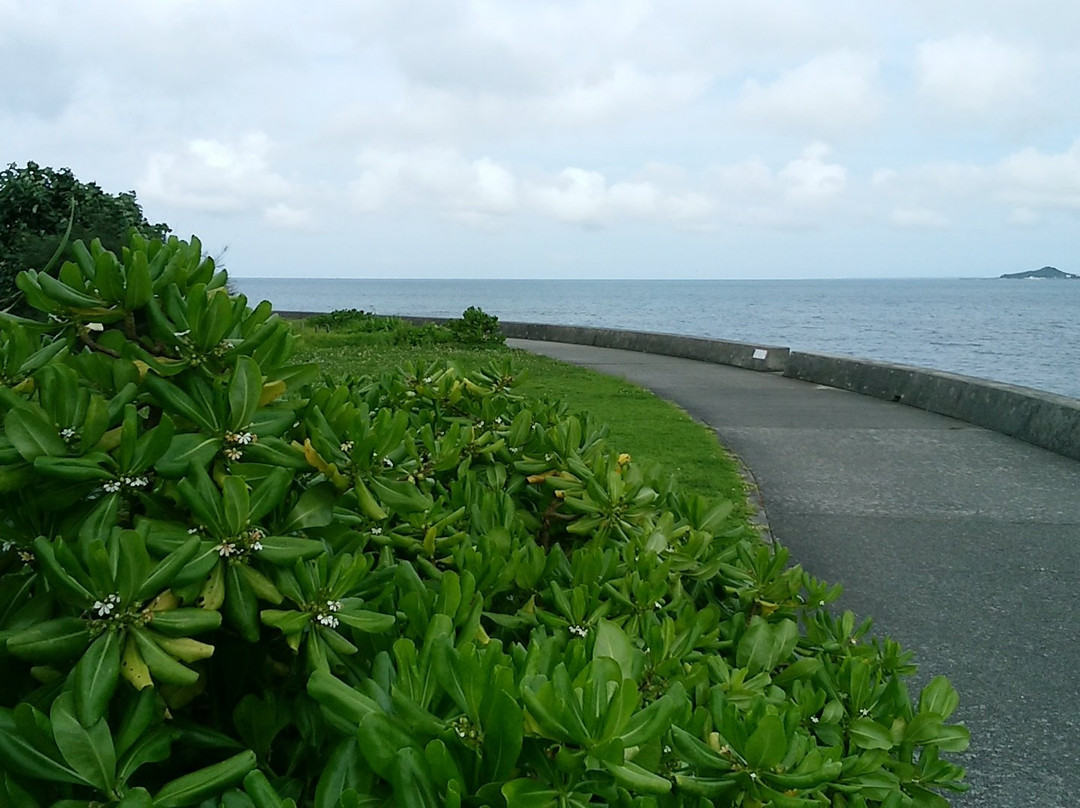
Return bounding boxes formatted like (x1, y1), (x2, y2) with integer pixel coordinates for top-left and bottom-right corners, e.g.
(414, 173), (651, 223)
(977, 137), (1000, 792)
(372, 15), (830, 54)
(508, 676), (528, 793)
(784, 351), (1080, 462)
(387, 316), (789, 372)
(493, 321), (1080, 462)
(285, 312), (1080, 462)
(497, 321), (790, 372)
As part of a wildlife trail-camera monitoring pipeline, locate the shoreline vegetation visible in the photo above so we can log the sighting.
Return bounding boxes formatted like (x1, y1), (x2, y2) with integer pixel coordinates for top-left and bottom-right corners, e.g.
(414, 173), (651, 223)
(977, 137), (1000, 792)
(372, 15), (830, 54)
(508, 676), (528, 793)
(0, 250), (970, 807)
(290, 311), (752, 513)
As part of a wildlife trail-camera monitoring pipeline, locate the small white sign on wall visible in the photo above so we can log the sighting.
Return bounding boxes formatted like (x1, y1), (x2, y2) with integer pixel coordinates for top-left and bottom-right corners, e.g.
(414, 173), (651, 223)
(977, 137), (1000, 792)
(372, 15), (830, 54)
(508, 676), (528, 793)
(753, 348), (768, 360)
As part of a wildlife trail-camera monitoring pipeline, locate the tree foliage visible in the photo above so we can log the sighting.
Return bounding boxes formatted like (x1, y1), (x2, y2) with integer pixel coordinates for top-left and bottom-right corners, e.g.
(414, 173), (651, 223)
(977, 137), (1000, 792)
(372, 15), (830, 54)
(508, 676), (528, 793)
(0, 162), (169, 310)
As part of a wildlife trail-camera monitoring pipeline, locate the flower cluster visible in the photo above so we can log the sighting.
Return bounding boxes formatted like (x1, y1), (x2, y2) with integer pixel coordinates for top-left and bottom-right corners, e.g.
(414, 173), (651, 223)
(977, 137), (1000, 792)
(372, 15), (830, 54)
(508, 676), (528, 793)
(92, 593), (122, 619)
(103, 474), (151, 493)
(450, 715), (482, 745)
(216, 527), (266, 558)
(314, 600), (343, 628)
(223, 430), (257, 461)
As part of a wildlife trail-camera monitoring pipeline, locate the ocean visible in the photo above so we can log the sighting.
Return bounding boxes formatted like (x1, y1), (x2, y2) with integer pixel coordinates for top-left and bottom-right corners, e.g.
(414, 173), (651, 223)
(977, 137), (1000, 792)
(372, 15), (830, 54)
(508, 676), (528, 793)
(231, 277), (1080, 401)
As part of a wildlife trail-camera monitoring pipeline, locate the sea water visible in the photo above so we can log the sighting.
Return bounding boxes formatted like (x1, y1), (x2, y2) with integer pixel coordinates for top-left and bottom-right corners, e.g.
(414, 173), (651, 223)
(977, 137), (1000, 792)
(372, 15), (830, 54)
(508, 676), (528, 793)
(231, 277), (1080, 401)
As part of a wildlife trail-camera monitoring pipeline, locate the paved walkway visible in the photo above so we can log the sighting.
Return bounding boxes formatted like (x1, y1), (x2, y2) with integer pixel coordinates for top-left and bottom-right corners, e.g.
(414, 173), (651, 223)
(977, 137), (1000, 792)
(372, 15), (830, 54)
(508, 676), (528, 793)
(510, 338), (1080, 808)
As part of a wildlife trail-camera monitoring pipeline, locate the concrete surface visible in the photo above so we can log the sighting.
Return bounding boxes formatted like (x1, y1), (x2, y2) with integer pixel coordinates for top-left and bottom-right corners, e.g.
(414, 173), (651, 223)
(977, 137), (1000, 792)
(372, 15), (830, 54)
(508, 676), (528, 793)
(785, 351), (1080, 462)
(510, 338), (1080, 808)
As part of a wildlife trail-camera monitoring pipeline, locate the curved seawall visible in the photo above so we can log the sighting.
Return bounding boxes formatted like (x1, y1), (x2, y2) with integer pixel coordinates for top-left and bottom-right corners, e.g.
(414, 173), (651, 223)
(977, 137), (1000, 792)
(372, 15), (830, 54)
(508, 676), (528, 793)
(493, 320), (1080, 462)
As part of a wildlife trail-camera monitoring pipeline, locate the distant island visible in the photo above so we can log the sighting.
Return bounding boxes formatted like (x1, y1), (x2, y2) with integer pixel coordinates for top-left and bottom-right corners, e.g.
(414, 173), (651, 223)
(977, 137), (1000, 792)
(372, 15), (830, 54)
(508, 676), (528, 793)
(1000, 266), (1079, 280)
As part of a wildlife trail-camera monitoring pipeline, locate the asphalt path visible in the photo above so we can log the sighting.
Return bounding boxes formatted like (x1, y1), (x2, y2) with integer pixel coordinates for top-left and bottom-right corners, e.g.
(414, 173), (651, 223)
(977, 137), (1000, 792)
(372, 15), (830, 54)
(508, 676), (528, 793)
(509, 338), (1080, 808)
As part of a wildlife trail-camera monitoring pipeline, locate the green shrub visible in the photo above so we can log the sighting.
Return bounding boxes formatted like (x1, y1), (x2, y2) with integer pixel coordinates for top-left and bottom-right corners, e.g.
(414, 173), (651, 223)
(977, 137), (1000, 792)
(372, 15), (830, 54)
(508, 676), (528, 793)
(303, 310), (402, 334)
(0, 234), (967, 807)
(302, 308), (503, 349)
(0, 162), (169, 312)
(448, 306), (504, 346)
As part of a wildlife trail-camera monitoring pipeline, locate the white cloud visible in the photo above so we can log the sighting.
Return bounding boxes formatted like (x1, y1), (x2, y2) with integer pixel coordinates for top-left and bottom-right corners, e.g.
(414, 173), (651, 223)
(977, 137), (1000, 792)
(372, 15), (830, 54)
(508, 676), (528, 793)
(915, 33), (1040, 120)
(537, 64), (707, 129)
(738, 51), (883, 137)
(330, 63), (708, 150)
(140, 133), (292, 214)
(778, 143), (847, 205)
(349, 149), (716, 228)
(870, 162), (989, 204)
(528, 168), (610, 225)
(349, 149), (519, 222)
(872, 140), (1080, 220)
(994, 141), (1080, 209)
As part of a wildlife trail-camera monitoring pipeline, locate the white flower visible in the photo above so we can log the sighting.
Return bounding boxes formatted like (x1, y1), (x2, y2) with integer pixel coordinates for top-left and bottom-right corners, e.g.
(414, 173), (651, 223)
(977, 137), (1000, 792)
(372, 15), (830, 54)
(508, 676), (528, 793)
(423, 377), (433, 384)
(382, 457), (393, 467)
(92, 593), (121, 618)
(174, 329), (191, 337)
(370, 527), (383, 536)
(340, 441), (354, 453)
(316, 613), (340, 628)
(224, 447), (243, 461)
(187, 527), (199, 534)
(568, 624), (589, 638)
(103, 480), (122, 493)
(85, 322), (104, 332)
(217, 542), (238, 557)
(251, 541), (263, 552)
(1, 541), (13, 553)
(60, 428), (77, 441)
(17, 550), (35, 563)
(326, 600), (343, 612)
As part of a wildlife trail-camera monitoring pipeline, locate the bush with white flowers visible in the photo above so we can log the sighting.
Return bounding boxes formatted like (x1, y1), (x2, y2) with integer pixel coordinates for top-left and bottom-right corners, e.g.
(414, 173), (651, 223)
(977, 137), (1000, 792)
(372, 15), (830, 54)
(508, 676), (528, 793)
(0, 234), (969, 807)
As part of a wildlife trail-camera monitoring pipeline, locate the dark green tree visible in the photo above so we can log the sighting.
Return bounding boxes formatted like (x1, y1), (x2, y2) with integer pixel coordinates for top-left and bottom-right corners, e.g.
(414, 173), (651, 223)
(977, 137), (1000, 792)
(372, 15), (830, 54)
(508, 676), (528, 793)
(0, 161), (169, 310)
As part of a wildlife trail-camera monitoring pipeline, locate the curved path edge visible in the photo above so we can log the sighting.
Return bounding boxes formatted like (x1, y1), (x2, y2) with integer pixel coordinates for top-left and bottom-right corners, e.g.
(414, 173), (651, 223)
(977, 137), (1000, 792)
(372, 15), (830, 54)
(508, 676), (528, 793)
(508, 337), (1080, 808)
(488, 320), (1080, 462)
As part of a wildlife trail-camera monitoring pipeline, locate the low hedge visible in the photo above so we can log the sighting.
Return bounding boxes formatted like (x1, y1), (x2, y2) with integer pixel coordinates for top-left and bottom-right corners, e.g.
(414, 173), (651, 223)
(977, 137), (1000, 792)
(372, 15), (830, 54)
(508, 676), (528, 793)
(0, 233), (967, 807)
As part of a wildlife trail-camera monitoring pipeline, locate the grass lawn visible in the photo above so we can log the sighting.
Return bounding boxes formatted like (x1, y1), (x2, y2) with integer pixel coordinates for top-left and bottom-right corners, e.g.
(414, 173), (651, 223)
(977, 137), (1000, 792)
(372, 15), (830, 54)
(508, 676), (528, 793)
(291, 322), (753, 524)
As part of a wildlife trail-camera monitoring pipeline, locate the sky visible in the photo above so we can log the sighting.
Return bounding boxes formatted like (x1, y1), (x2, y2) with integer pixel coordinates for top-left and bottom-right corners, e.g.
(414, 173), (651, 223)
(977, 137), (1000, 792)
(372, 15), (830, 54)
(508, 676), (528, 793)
(2, 1), (1078, 279)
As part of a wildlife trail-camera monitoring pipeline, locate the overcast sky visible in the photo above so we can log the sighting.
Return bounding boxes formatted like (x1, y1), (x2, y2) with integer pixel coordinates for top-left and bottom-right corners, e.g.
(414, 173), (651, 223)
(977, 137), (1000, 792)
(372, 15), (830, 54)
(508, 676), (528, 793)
(2, 1), (1078, 279)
